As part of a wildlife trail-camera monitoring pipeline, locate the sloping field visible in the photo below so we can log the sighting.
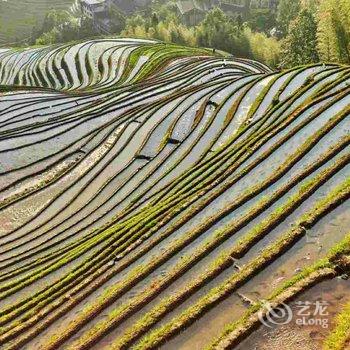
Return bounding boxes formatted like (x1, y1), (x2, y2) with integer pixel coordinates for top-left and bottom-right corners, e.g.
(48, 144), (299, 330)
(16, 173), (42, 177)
(0, 0), (75, 45)
(0, 39), (349, 350)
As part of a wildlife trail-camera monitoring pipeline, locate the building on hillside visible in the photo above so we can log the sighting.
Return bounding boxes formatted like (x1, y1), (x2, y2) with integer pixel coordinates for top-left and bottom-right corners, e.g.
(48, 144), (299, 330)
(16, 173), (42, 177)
(106, 0), (152, 15)
(80, 0), (154, 34)
(218, 0), (278, 16)
(250, 0), (278, 10)
(268, 0), (278, 10)
(80, 0), (114, 33)
(176, 0), (219, 26)
(218, 0), (248, 16)
(94, 12), (113, 33)
(106, 0), (135, 14)
(80, 0), (106, 19)
(135, 0), (152, 7)
(176, 0), (268, 24)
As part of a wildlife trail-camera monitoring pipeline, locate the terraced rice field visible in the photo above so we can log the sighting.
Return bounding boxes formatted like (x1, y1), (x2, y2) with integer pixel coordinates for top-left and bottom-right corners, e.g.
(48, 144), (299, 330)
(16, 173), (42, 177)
(0, 38), (349, 350)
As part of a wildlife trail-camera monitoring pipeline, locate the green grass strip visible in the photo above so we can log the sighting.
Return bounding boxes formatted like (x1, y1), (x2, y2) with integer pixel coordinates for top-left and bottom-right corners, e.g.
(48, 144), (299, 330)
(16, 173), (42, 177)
(208, 231), (350, 350)
(112, 177), (350, 350)
(323, 301), (350, 350)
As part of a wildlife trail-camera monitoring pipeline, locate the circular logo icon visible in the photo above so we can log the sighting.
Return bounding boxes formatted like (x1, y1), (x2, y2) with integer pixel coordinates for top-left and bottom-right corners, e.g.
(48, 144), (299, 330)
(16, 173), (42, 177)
(258, 301), (293, 328)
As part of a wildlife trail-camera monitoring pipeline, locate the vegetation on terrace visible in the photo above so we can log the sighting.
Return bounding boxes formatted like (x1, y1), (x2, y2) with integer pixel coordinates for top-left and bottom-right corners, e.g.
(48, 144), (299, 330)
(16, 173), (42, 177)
(0, 29), (349, 350)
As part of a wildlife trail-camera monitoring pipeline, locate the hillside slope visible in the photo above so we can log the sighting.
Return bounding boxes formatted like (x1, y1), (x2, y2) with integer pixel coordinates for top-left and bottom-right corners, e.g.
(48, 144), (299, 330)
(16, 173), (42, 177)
(0, 39), (349, 350)
(0, 0), (76, 45)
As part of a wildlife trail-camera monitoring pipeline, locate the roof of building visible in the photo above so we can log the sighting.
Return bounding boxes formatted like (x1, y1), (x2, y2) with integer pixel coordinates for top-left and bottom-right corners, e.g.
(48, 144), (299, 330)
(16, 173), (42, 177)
(176, 0), (209, 15)
(108, 0), (136, 14)
(220, 1), (245, 12)
(81, 0), (105, 6)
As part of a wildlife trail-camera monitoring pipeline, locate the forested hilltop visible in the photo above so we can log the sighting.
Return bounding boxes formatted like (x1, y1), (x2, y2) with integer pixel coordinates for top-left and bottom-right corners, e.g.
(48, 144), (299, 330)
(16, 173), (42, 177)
(1, 0), (349, 69)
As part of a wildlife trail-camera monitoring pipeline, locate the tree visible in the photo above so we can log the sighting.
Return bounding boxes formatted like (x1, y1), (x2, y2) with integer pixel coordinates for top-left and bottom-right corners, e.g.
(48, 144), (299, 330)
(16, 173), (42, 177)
(276, 0), (301, 36)
(151, 13), (159, 27)
(237, 14), (243, 30)
(301, 0), (319, 14)
(196, 8), (251, 57)
(35, 27), (60, 45)
(34, 10), (96, 46)
(60, 20), (80, 42)
(280, 8), (319, 67)
(108, 8), (126, 33)
(79, 17), (95, 39)
(317, 0), (350, 64)
(244, 27), (281, 67)
(247, 9), (276, 33)
(41, 10), (73, 33)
